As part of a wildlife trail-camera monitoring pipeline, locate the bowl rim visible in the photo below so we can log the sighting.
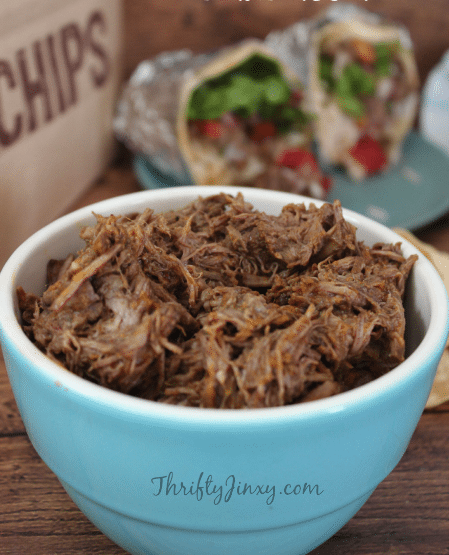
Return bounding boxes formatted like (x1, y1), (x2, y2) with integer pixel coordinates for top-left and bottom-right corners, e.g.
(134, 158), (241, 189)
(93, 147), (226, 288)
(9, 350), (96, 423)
(0, 185), (448, 425)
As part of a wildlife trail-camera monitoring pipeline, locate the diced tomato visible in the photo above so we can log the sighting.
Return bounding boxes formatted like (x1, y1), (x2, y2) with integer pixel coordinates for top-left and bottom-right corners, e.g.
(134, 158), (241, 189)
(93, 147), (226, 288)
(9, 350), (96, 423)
(320, 175), (333, 193)
(250, 121), (277, 143)
(196, 120), (223, 139)
(348, 135), (387, 175)
(277, 148), (319, 172)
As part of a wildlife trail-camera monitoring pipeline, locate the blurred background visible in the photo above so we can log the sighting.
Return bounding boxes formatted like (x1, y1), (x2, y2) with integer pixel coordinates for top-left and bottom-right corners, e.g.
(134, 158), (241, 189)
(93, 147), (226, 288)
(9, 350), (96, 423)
(1, 0), (449, 266)
(122, 0), (448, 85)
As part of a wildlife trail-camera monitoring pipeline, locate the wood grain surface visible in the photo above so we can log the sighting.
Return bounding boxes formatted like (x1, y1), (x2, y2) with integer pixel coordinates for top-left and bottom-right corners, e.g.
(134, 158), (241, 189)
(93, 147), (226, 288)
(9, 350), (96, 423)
(1, 1), (449, 553)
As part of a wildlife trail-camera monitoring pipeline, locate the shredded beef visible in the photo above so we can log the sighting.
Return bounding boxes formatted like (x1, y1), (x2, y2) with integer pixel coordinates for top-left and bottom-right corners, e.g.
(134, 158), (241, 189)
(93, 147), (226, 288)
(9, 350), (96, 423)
(17, 194), (417, 408)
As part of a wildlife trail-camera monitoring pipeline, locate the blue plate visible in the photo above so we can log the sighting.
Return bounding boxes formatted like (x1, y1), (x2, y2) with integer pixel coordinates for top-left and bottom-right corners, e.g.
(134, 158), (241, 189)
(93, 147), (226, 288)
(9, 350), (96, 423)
(326, 131), (449, 229)
(133, 156), (191, 189)
(133, 131), (449, 230)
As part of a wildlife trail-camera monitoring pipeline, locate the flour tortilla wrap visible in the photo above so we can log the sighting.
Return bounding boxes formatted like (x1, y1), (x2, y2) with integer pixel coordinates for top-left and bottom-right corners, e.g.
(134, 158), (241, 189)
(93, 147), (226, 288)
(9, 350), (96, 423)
(176, 41), (270, 185)
(176, 41), (330, 198)
(309, 18), (420, 180)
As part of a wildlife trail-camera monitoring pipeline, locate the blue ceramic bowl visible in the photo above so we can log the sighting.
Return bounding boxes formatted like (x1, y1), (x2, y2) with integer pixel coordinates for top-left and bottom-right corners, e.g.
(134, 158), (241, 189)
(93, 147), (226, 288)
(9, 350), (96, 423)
(0, 186), (448, 555)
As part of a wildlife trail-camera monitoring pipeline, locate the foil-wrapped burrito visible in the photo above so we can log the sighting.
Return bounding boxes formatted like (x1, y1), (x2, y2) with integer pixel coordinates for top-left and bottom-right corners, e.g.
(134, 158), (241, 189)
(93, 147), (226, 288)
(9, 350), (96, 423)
(308, 12), (420, 179)
(177, 40), (330, 198)
(114, 49), (214, 184)
(114, 3), (419, 188)
(114, 40), (331, 199)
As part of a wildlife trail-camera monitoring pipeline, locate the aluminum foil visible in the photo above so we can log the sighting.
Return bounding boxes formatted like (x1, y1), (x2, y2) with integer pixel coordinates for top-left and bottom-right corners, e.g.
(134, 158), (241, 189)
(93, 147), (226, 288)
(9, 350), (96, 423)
(114, 49), (216, 181)
(265, 2), (414, 88)
(113, 3), (415, 184)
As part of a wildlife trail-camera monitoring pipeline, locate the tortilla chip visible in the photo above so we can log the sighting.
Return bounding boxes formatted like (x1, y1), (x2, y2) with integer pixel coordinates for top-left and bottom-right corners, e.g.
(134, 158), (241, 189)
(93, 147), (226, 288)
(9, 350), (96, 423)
(394, 228), (449, 408)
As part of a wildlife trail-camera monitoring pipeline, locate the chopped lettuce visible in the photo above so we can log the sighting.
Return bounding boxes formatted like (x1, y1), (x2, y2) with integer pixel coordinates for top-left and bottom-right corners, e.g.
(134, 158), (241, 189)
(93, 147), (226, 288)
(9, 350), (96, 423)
(226, 75), (261, 116)
(318, 38), (402, 120)
(332, 63), (375, 118)
(187, 53), (308, 132)
(188, 86), (229, 120)
(374, 41), (400, 77)
(337, 96), (365, 119)
(263, 75), (291, 105)
(344, 64), (375, 96)
(319, 56), (334, 90)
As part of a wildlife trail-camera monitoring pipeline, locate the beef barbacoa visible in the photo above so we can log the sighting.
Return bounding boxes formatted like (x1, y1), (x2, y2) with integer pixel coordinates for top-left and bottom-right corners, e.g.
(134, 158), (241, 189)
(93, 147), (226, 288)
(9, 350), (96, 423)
(18, 194), (417, 408)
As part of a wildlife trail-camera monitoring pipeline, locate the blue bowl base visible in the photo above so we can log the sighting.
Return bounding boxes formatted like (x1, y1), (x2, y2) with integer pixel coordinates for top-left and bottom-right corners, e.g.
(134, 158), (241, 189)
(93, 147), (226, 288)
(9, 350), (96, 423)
(60, 479), (375, 555)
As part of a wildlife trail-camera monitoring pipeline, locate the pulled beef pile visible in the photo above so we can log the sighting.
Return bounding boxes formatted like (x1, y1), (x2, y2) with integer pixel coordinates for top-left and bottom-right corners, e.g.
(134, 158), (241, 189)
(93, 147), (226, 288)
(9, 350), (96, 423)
(18, 194), (417, 408)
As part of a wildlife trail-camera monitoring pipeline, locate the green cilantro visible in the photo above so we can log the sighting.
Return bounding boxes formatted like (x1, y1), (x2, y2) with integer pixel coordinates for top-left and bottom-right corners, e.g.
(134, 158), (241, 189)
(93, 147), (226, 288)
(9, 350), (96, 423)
(330, 63), (376, 119)
(320, 40), (402, 120)
(319, 55), (334, 90)
(374, 41), (400, 77)
(344, 63), (375, 96)
(335, 72), (352, 98)
(337, 96), (365, 119)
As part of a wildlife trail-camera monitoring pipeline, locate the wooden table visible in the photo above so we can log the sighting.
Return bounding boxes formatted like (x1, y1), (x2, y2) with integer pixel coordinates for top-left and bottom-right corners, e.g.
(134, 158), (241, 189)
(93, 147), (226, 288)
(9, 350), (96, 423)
(1, 158), (449, 554)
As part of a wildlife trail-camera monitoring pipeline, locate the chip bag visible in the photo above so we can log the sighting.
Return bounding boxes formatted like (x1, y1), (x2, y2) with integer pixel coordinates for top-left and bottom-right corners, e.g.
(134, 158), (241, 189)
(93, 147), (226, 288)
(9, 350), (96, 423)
(0, 0), (122, 266)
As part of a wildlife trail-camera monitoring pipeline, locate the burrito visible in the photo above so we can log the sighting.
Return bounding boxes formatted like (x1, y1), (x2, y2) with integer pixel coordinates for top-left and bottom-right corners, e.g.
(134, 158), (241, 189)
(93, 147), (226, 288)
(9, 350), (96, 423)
(177, 41), (331, 199)
(309, 18), (420, 180)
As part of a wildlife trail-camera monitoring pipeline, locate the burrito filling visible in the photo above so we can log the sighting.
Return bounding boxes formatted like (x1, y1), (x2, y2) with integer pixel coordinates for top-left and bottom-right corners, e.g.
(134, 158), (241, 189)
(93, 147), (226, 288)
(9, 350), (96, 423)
(319, 38), (417, 178)
(187, 54), (332, 199)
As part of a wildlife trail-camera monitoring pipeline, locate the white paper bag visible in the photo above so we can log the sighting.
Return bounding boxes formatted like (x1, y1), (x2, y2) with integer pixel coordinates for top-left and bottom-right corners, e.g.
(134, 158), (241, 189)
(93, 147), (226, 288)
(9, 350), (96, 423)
(0, 0), (122, 266)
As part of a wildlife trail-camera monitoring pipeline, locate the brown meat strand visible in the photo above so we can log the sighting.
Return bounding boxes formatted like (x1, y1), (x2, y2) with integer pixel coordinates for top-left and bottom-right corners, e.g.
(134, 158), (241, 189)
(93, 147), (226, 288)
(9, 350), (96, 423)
(17, 195), (417, 407)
